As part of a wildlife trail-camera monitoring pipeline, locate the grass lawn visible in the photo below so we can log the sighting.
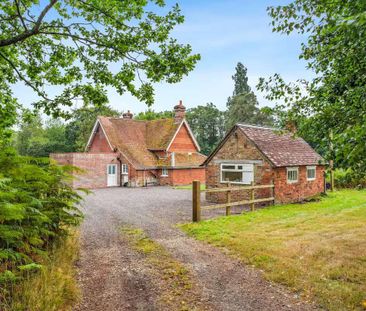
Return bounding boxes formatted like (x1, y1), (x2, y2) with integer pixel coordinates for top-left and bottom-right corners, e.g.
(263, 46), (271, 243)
(173, 184), (206, 190)
(181, 189), (366, 311)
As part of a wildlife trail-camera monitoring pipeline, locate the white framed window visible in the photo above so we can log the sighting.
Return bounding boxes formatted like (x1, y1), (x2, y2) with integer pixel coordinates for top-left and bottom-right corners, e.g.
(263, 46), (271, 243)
(107, 164), (116, 175)
(220, 163), (254, 184)
(287, 167), (299, 183)
(122, 164), (128, 175)
(161, 168), (168, 177)
(307, 166), (316, 181)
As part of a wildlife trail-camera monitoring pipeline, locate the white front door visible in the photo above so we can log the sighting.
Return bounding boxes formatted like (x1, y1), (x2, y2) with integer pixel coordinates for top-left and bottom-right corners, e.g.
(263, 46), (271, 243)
(107, 164), (118, 187)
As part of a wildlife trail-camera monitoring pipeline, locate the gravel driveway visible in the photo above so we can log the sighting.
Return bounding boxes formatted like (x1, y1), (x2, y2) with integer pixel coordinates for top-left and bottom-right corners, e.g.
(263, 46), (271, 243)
(75, 187), (317, 311)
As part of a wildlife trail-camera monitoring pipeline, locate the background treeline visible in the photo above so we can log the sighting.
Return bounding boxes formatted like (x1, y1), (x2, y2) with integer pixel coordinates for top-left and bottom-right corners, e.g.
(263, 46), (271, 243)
(14, 63), (274, 157)
(14, 105), (120, 157)
(13, 60), (366, 190)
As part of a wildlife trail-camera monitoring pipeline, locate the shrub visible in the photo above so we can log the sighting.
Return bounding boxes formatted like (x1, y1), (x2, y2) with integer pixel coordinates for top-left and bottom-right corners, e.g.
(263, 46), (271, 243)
(330, 169), (366, 189)
(0, 147), (84, 303)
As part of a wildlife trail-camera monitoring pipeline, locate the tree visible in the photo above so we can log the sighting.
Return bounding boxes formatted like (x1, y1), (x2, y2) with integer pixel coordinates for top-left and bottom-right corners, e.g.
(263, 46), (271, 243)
(258, 0), (366, 176)
(0, 0), (200, 139)
(226, 63), (274, 129)
(43, 119), (72, 154)
(186, 103), (226, 155)
(16, 112), (46, 157)
(229, 62), (251, 102)
(134, 109), (173, 120)
(65, 104), (120, 151)
(0, 86), (17, 146)
(15, 111), (72, 156)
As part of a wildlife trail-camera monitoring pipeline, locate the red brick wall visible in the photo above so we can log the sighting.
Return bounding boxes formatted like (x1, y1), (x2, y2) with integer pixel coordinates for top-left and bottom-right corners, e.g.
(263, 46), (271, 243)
(205, 128), (325, 204)
(157, 168), (205, 186)
(274, 166), (325, 203)
(168, 123), (197, 152)
(88, 125), (112, 153)
(51, 150), (203, 188)
(51, 153), (119, 189)
(172, 168), (205, 186)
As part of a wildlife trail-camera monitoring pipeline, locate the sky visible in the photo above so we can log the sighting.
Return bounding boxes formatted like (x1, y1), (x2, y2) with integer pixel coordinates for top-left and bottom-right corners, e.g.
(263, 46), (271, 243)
(14, 0), (313, 115)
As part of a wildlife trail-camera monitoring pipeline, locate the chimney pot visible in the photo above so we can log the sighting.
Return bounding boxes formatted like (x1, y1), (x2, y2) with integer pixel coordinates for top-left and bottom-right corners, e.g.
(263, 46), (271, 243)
(174, 100), (186, 124)
(122, 110), (133, 119)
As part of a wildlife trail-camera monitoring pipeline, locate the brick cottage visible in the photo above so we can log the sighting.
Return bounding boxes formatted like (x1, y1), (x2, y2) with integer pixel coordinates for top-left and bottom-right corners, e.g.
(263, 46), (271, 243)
(51, 101), (206, 188)
(203, 124), (326, 204)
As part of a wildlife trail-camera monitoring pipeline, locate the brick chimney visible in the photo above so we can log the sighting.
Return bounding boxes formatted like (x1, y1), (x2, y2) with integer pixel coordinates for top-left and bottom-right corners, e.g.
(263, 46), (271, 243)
(174, 100), (186, 124)
(122, 110), (133, 119)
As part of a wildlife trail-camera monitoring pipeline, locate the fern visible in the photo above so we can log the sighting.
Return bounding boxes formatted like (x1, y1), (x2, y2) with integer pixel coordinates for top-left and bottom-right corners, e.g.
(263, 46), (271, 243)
(0, 146), (84, 287)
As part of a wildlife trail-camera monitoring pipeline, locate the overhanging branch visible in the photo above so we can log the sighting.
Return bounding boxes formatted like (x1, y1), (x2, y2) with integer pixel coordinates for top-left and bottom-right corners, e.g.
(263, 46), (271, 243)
(0, 0), (58, 47)
(0, 51), (50, 101)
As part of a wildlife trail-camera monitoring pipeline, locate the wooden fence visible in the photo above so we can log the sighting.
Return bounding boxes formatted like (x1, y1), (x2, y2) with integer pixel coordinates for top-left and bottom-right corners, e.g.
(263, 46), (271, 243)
(192, 180), (275, 222)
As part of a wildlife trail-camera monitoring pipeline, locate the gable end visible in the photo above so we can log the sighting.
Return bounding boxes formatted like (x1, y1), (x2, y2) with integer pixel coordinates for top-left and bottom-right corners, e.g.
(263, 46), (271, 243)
(85, 119), (114, 152)
(203, 125), (275, 167)
(167, 119), (200, 152)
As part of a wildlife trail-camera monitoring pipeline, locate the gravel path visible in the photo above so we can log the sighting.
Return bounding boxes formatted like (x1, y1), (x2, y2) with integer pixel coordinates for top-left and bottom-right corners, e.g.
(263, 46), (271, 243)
(75, 187), (318, 311)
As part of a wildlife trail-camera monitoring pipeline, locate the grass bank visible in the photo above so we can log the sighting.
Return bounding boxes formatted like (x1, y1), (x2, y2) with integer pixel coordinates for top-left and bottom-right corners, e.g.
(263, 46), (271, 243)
(181, 189), (366, 311)
(1, 232), (80, 311)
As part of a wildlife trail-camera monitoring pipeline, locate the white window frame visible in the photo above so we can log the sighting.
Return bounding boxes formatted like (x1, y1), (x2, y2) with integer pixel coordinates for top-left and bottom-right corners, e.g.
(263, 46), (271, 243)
(107, 164), (117, 175)
(122, 164), (128, 175)
(306, 166), (316, 181)
(220, 163), (254, 185)
(161, 168), (168, 177)
(287, 167), (299, 184)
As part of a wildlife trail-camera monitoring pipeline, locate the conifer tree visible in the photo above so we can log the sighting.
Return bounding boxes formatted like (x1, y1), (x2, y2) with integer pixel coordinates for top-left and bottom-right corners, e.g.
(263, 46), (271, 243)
(226, 63), (273, 129)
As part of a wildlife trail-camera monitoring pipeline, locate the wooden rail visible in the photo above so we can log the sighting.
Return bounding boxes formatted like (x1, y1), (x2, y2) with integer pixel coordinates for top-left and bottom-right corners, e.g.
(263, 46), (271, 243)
(202, 184), (274, 193)
(192, 180), (275, 222)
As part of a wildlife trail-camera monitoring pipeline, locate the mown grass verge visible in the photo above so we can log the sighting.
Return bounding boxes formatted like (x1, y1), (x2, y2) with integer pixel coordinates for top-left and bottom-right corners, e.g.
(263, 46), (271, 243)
(1, 231), (80, 311)
(120, 226), (205, 311)
(181, 189), (366, 311)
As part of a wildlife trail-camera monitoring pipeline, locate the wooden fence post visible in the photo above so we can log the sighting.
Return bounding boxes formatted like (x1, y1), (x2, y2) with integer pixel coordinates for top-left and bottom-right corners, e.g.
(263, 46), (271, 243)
(192, 180), (201, 222)
(250, 181), (255, 211)
(271, 179), (275, 205)
(329, 129), (335, 192)
(226, 182), (231, 216)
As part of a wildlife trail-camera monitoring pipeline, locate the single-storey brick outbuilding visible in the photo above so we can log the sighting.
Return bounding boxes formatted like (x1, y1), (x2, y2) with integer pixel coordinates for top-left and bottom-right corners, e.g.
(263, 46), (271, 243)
(203, 124), (326, 204)
(51, 101), (206, 188)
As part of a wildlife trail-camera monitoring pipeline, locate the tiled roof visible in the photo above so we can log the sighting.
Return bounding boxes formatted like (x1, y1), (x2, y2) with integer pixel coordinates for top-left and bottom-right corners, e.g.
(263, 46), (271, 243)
(238, 124), (324, 167)
(146, 118), (179, 150)
(97, 116), (205, 169)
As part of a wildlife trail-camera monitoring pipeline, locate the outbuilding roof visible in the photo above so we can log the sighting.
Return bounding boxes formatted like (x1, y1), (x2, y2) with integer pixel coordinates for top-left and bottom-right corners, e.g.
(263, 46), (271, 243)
(237, 124), (324, 167)
(204, 124), (324, 167)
